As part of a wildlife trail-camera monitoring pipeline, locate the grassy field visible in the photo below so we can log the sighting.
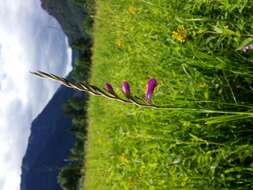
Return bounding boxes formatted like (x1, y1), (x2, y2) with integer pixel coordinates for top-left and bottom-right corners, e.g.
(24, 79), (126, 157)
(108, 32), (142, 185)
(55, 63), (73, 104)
(84, 0), (253, 189)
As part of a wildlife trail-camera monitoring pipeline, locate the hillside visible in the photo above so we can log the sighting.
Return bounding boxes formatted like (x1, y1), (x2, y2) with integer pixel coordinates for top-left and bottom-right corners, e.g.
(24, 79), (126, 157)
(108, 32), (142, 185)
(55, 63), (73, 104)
(40, 0), (87, 45)
(20, 0), (88, 189)
(20, 85), (80, 190)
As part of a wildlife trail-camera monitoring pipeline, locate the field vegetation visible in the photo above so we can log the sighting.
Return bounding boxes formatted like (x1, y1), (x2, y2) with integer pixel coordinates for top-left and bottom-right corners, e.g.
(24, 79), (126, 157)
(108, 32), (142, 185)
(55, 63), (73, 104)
(84, 0), (253, 190)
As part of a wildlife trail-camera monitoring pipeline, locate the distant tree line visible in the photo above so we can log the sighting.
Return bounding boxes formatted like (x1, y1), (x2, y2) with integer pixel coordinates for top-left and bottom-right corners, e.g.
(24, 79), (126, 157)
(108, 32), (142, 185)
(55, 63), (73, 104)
(70, 0), (95, 18)
(71, 0), (96, 38)
(57, 0), (94, 189)
(57, 95), (88, 190)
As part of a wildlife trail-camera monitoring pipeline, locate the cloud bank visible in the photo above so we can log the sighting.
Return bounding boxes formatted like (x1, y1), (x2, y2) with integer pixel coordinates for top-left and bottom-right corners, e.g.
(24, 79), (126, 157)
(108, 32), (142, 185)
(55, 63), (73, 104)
(0, 0), (72, 189)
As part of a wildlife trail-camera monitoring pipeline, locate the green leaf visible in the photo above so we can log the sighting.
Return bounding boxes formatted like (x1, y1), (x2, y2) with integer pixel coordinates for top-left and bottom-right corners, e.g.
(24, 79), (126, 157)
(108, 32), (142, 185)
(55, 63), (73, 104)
(236, 37), (253, 51)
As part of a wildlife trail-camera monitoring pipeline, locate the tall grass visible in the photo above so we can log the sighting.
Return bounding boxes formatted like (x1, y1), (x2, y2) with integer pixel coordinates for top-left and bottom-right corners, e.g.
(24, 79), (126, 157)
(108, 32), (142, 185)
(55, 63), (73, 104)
(84, 0), (253, 189)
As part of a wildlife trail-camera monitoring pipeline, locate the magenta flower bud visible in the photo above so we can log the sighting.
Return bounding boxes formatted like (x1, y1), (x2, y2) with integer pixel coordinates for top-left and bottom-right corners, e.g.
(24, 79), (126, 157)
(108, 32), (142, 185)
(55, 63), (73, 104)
(121, 81), (131, 98)
(145, 78), (157, 104)
(104, 82), (116, 96)
(242, 44), (253, 53)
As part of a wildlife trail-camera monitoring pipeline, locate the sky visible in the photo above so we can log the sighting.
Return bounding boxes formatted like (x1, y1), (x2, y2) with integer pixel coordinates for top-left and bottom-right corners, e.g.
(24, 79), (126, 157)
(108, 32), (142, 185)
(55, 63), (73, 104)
(0, 0), (72, 190)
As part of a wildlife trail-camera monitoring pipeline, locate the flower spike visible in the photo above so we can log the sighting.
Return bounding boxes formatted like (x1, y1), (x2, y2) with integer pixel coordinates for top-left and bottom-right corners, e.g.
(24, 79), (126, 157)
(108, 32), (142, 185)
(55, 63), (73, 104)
(31, 71), (253, 117)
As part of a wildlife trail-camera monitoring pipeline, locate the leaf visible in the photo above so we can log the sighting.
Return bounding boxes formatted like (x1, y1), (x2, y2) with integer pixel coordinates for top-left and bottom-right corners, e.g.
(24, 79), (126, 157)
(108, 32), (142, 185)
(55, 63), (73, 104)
(213, 26), (223, 34)
(205, 114), (252, 125)
(236, 37), (253, 51)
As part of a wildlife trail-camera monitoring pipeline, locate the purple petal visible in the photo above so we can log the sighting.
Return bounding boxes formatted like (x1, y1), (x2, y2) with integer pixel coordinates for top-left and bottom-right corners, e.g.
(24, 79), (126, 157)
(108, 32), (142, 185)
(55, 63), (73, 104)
(121, 81), (131, 98)
(104, 82), (115, 95)
(242, 44), (253, 53)
(145, 78), (157, 103)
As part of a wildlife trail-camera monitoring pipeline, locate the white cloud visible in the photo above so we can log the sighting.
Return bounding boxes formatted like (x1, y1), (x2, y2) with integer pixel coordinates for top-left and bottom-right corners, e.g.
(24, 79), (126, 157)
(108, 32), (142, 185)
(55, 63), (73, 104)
(0, 0), (73, 189)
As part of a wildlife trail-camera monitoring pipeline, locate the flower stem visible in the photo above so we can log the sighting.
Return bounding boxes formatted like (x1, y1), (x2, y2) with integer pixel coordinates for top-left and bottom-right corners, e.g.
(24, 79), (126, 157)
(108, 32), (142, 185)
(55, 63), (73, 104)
(31, 71), (253, 117)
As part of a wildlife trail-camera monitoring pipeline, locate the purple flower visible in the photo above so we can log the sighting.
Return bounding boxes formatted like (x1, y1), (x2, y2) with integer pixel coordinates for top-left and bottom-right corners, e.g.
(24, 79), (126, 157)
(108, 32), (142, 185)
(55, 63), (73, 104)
(121, 81), (131, 98)
(104, 83), (116, 96)
(242, 44), (253, 53)
(145, 78), (157, 104)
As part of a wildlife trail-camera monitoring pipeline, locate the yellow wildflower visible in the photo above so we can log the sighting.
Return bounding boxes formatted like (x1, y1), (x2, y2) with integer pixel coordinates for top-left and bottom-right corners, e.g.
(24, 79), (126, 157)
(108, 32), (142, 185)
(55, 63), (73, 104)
(197, 82), (208, 88)
(128, 6), (138, 14)
(115, 39), (124, 49)
(128, 178), (134, 188)
(172, 26), (188, 43)
(120, 154), (128, 162)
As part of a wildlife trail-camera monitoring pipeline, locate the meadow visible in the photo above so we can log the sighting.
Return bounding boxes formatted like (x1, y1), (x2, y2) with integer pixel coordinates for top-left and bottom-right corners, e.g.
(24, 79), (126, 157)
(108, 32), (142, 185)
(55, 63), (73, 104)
(84, 0), (253, 189)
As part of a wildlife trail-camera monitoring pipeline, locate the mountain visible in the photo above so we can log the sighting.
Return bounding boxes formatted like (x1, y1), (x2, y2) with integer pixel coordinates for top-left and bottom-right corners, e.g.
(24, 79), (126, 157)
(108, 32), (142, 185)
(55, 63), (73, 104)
(20, 1), (88, 189)
(40, 0), (87, 45)
(20, 85), (82, 190)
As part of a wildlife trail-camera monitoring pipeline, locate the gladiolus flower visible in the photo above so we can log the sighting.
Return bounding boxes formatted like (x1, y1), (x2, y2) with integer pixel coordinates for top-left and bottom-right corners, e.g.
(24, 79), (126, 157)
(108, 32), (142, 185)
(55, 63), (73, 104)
(121, 81), (131, 98)
(104, 83), (116, 96)
(242, 44), (253, 53)
(145, 78), (157, 104)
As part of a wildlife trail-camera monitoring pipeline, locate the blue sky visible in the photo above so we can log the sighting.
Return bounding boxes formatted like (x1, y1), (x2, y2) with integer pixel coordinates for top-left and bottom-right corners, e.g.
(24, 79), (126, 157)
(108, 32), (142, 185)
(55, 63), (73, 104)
(0, 0), (72, 189)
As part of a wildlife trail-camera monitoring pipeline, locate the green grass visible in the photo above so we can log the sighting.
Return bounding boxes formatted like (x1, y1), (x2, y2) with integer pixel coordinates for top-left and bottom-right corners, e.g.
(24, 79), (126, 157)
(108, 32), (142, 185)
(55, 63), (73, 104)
(84, 0), (253, 189)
